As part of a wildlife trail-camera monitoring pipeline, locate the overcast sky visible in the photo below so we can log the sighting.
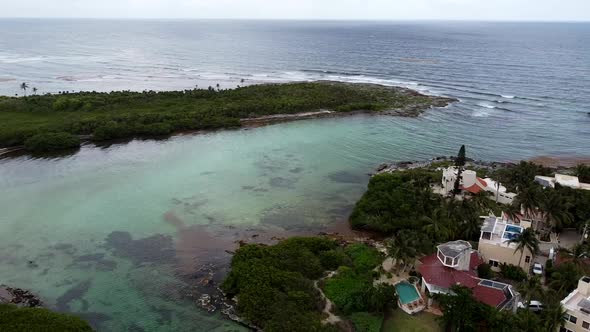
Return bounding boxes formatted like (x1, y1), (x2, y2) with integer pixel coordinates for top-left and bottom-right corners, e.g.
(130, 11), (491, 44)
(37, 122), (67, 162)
(2, 0), (589, 21)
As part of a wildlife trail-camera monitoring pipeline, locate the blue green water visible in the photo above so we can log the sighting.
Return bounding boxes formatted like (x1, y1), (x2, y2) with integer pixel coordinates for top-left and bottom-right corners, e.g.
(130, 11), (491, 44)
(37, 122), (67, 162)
(395, 282), (420, 305)
(1, 20), (589, 331)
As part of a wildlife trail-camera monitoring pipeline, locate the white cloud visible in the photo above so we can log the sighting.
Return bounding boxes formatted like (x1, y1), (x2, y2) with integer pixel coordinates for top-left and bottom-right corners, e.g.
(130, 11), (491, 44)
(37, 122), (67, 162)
(1, 0), (589, 21)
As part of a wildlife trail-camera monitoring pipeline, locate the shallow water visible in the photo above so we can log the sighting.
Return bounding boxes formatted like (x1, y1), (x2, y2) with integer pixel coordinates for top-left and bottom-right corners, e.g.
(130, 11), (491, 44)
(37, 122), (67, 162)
(1, 20), (590, 331)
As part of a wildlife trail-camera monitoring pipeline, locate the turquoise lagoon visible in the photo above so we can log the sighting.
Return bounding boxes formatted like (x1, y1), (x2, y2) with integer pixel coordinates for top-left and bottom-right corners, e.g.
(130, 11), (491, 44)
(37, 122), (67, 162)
(0, 109), (587, 331)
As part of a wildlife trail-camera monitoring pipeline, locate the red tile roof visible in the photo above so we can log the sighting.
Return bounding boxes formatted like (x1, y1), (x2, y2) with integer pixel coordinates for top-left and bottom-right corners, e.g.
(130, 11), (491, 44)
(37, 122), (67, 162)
(419, 251), (507, 308)
(473, 284), (507, 308)
(460, 177), (488, 194)
(461, 184), (483, 194)
(419, 253), (479, 289)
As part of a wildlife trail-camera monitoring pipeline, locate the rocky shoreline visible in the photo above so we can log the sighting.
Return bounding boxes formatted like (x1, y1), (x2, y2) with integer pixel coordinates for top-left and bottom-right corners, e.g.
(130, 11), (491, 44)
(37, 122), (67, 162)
(372, 155), (512, 175)
(0, 285), (43, 308)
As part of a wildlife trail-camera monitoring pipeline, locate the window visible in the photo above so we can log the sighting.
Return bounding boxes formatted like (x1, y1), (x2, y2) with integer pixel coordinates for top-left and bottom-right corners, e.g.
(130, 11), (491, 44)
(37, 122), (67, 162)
(583, 321), (590, 330)
(445, 256), (453, 266)
(525, 256), (531, 263)
(489, 260), (499, 267)
(565, 314), (578, 324)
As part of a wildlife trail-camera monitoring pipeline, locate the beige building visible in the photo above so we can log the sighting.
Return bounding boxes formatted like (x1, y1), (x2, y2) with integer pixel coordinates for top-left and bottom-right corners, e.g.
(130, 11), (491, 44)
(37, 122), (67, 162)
(478, 216), (534, 272)
(560, 276), (590, 332)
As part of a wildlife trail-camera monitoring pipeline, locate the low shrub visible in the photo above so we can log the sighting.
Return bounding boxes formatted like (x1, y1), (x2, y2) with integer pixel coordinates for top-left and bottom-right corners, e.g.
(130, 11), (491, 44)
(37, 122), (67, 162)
(477, 263), (494, 279)
(499, 263), (528, 282)
(349, 312), (383, 332)
(0, 304), (92, 331)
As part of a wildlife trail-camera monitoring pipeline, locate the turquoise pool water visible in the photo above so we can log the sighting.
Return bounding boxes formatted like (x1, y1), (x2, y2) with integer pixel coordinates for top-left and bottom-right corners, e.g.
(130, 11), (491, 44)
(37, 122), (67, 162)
(396, 282), (420, 305)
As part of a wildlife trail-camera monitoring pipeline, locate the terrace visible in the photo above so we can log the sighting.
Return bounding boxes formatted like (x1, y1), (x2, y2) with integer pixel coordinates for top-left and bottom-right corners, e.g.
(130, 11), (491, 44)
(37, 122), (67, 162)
(479, 216), (524, 247)
(562, 277), (590, 314)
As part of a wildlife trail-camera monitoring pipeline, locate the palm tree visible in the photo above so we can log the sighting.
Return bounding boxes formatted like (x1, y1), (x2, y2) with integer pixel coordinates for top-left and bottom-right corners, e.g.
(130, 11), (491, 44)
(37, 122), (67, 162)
(514, 309), (543, 332)
(387, 231), (420, 272)
(539, 190), (573, 233)
(518, 276), (542, 307)
(462, 214), (483, 241)
(32, 87), (38, 95)
(503, 202), (522, 223)
(543, 302), (567, 331)
(471, 191), (493, 213)
(562, 243), (590, 268)
(509, 228), (540, 268)
(514, 185), (543, 229)
(20, 82), (29, 97)
(548, 263), (581, 297)
(421, 208), (450, 242)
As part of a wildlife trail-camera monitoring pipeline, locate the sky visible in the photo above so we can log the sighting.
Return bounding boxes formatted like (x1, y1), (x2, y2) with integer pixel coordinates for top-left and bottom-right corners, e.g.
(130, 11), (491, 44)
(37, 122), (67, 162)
(1, 0), (589, 21)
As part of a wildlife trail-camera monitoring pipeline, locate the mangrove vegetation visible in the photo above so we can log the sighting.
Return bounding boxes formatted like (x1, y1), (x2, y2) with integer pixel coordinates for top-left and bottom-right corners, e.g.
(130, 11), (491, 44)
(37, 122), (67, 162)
(0, 82), (451, 152)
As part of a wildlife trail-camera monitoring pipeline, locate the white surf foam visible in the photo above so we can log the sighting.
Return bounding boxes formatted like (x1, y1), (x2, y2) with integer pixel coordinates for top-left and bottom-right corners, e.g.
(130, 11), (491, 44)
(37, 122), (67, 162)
(477, 103), (496, 109)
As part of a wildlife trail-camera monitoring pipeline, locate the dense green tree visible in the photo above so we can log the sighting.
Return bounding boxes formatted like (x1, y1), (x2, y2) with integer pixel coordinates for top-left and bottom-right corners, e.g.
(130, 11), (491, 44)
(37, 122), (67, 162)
(453, 145), (466, 196)
(435, 285), (487, 332)
(23, 132), (80, 152)
(576, 164), (590, 183)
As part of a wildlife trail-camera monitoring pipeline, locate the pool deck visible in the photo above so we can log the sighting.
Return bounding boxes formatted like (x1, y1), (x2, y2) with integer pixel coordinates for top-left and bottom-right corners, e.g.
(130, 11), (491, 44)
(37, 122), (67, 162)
(394, 281), (426, 315)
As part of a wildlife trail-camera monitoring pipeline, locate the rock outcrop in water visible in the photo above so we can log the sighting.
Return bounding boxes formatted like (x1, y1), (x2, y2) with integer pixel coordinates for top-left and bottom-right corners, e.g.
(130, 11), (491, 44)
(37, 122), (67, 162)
(0, 285), (43, 307)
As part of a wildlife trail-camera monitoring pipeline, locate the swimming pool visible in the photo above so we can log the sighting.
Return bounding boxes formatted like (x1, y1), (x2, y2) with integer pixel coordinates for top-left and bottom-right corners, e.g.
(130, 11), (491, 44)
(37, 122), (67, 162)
(395, 282), (420, 305)
(505, 225), (523, 233)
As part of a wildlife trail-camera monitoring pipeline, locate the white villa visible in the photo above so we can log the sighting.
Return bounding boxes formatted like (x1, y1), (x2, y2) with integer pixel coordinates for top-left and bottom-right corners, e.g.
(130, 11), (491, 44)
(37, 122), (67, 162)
(535, 174), (590, 191)
(441, 167), (516, 204)
(560, 276), (590, 332)
(478, 215), (534, 272)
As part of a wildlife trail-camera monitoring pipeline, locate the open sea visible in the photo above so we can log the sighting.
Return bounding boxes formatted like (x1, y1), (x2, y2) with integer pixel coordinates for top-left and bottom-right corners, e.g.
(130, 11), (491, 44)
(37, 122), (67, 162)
(0, 19), (589, 331)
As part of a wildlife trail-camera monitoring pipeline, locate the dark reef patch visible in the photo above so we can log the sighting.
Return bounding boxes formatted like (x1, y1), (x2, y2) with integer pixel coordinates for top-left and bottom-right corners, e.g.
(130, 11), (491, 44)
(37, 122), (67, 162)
(128, 323), (147, 332)
(152, 306), (174, 324)
(104, 231), (176, 266)
(289, 167), (304, 174)
(70, 253), (118, 271)
(55, 280), (92, 311)
(52, 243), (76, 255)
(269, 177), (298, 189)
(327, 170), (367, 184)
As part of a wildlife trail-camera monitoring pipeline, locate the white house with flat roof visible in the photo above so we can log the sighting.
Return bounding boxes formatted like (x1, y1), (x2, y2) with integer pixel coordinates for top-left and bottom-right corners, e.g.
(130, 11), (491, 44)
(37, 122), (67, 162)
(560, 276), (590, 332)
(478, 215), (534, 272)
(441, 167), (516, 204)
(535, 174), (590, 191)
